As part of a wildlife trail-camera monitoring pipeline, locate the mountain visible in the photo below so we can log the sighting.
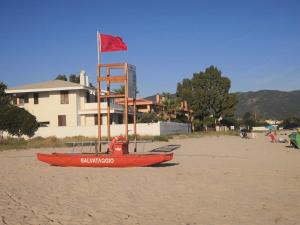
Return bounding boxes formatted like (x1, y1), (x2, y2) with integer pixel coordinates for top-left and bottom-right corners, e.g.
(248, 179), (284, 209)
(145, 90), (300, 120)
(235, 90), (300, 119)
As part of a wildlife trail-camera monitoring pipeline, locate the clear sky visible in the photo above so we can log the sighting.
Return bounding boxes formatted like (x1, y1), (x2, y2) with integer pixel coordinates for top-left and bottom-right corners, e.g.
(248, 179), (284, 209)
(0, 0), (299, 97)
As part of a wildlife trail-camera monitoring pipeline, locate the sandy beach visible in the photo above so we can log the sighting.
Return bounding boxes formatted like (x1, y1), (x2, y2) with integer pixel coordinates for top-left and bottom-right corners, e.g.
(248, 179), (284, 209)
(1, 133), (300, 225)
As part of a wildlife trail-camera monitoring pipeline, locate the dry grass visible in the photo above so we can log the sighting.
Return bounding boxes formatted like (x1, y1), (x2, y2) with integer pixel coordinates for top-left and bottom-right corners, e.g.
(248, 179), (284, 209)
(0, 135), (170, 151)
(0, 131), (239, 151)
(172, 130), (239, 139)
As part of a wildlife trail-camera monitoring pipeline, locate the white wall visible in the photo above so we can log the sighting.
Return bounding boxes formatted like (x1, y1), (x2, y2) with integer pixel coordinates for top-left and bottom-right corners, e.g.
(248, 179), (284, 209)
(22, 90), (80, 127)
(33, 122), (190, 138)
(252, 127), (269, 131)
(159, 122), (190, 135)
(215, 126), (229, 132)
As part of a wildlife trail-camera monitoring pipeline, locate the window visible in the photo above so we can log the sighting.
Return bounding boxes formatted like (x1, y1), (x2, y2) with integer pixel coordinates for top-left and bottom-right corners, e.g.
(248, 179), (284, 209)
(12, 96), (17, 105)
(58, 115), (66, 126)
(19, 94), (29, 104)
(94, 114), (102, 125)
(34, 93), (39, 104)
(19, 98), (25, 105)
(24, 94), (29, 103)
(138, 105), (148, 110)
(86, 91), (90, 103)
(60, 91), (69, 104)
(117, 114), (123, 124)
(38, 121), (50, 127)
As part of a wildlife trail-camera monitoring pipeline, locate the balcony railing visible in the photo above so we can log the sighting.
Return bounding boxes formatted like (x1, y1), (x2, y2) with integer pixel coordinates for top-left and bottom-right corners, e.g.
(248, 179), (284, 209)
(79, 102), (126, 114)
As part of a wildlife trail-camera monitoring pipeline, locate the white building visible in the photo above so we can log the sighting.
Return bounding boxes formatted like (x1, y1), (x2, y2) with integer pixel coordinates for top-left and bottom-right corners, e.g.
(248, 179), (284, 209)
(5, 71), (125, 128)
(5, 71), (190, 137)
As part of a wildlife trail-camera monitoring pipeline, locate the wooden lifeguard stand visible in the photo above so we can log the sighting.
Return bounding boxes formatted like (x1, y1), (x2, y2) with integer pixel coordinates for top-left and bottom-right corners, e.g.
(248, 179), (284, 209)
(96, 63), (137, 153)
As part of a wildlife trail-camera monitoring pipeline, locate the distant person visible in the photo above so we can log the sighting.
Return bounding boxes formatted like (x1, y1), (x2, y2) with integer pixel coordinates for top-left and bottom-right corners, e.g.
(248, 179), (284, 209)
(240, 129), (247, 138)
(268, 131), (277, 142)
(269, 131), (288, 143)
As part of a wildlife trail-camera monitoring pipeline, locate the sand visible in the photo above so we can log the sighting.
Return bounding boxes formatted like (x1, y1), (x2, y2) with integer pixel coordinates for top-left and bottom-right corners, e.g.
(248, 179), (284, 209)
(1, 133), (300, 225)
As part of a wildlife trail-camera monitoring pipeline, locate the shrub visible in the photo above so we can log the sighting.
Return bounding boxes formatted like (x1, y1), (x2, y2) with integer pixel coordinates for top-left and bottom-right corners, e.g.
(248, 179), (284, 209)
(138, 112), (158, 123)
(0, 105), (39, 137)
(282, 117), (300, 129)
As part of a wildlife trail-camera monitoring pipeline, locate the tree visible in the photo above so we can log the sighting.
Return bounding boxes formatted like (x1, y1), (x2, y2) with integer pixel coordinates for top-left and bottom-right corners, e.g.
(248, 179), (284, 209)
(282, 116), (300, 129)
(0, 81), (10, 105)
(242, 112), (256, 128)
(138, 112), (158, 123)
(221, 116), (239, 128)
(55, 74), (67, 81)
(158, 93), (181, 121)
(0, 104), (39, 138)
(0, 81), (39, 139)
(176, 66), (238, 130)
(112, 85), (139, 95)
(113, 85), (125, 94)
(69, 74), (80, 83)
(55, 74), (82, 84)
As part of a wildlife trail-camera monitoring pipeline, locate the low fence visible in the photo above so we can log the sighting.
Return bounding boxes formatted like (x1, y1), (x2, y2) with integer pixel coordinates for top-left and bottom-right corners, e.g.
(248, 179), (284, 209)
(33, 122), (190, 138)
(252, 127), (269, 131)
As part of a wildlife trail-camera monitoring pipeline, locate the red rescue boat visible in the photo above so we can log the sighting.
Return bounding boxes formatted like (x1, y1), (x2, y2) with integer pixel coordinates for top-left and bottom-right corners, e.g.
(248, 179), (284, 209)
(37, 136), (175, 167)
(37, 152), (173, 167)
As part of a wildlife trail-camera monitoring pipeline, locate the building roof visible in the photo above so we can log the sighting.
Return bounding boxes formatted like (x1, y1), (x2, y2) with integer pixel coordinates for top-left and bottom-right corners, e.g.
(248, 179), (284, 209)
(6, 80), (95, 94)
(115, 98), (155, 106)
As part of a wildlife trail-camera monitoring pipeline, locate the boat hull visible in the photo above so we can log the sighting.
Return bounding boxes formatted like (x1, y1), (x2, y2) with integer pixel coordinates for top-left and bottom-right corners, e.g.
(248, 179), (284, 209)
(37, 152), (173, 167)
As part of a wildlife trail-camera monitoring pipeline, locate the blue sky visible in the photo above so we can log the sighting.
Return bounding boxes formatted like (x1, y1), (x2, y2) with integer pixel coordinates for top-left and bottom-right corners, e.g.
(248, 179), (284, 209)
(0, 0), (299, 97)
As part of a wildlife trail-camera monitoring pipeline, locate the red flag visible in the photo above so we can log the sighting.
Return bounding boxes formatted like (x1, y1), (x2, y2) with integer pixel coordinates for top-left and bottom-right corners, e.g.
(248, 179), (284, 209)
(99, 33), (128, 52)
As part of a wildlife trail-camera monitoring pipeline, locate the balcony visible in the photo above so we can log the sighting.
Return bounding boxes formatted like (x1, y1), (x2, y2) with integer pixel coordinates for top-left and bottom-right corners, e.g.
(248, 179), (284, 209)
(79, 102), (125, 115)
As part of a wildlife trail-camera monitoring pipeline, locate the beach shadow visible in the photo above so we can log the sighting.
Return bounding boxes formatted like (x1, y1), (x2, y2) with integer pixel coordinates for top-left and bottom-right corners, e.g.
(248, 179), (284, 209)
(285, 145), (299, 149)
(285, 145), (294, 148)
(147, 162), (179, 168)
(150, 144), (181, 153)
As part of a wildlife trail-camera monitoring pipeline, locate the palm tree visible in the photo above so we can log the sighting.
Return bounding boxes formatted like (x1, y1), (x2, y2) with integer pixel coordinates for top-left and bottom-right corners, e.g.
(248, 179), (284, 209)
(112, 85), (125, 94)
(158, 94), (180, 121)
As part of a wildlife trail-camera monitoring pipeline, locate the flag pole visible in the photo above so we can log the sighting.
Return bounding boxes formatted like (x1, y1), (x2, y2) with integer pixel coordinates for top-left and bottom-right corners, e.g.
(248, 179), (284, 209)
(96, 31), (102, 153)
(97, 31), (101, 64)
